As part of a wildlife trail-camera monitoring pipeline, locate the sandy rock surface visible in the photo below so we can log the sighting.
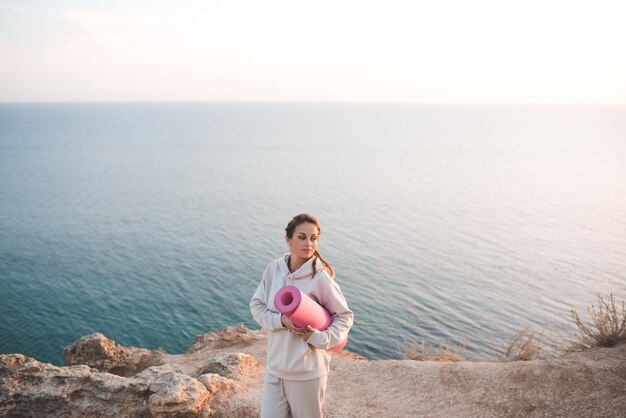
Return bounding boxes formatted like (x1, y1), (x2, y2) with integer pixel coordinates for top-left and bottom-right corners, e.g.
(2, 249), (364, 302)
(1, 324), (625, 417)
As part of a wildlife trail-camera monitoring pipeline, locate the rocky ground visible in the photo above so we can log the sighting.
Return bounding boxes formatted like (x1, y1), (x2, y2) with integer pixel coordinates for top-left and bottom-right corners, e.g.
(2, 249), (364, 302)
(1, 324), (625, 417)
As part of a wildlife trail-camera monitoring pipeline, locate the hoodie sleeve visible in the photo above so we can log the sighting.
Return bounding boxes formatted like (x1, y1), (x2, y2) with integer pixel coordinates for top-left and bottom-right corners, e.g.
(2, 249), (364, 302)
(306, 274), (354, 349)
(250, 268), (285, 332)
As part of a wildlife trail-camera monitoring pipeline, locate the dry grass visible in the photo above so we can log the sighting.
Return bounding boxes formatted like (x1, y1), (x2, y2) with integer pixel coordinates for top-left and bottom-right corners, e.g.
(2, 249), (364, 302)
(571, 293), (626, 348)
(496, 325), (570, 361)
(500, 325), (545, 361)
(400, 338), (466, 362)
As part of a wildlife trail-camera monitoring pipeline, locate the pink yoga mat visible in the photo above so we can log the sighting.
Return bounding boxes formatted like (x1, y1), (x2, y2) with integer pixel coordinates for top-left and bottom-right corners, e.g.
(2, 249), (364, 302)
(274, 286), (348, 351)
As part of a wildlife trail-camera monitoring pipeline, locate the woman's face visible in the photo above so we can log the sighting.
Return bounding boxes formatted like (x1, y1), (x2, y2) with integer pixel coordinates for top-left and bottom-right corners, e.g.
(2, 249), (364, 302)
(286, 222), (319, 259)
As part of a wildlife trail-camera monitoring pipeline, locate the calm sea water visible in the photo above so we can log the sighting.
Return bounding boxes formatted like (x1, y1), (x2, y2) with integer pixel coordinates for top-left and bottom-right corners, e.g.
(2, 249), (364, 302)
(1, 102), (625, 365)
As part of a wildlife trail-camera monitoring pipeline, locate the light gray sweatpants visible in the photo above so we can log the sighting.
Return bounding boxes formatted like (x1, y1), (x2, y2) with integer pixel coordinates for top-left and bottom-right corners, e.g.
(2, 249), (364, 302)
(261, 373), (328, 418)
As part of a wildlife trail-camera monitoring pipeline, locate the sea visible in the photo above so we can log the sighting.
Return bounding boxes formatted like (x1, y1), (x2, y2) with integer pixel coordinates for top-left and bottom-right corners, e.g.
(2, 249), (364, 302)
(1, 102), (625, 366)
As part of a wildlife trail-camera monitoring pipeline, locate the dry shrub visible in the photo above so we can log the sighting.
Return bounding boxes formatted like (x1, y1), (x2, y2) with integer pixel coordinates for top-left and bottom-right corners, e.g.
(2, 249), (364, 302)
(400, 338), (465, 362)
(500, 325), (545, 361)
(571, 293), (626, 348)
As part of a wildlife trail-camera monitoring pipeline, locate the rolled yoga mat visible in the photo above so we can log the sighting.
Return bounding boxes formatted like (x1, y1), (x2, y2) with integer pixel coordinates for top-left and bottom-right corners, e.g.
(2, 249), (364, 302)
(274, 285), (348, 351)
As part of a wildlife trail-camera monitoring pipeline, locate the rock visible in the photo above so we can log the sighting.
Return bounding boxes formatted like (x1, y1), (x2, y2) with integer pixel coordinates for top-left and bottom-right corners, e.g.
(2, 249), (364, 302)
(134, 366), (210, 416)
(0, 354), (151, 417)
(64, 333), (163, 376)
(188, 323), (265, 353)
(197, 373), (236, 394)
(0, 355), (215, 417)
(198, 353), (258, 379)
(1, 328), (264, 417)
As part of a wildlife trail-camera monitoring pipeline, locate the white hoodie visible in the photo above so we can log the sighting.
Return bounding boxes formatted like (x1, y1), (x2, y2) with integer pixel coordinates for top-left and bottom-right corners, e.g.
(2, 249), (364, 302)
(250, 254), (354, 381)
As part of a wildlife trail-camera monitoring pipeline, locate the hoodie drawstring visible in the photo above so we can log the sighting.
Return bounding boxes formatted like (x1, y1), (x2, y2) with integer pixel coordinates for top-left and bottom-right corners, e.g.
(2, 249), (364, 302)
(280, 377), (287, 404)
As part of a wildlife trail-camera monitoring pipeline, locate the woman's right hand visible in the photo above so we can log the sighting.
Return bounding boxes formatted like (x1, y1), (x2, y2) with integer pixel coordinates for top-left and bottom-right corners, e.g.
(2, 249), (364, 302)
(281, 314), (306, 335)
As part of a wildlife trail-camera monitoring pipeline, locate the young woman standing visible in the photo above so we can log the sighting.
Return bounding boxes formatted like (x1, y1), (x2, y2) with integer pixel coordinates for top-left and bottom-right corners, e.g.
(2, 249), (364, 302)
(250, 213), (354, 418)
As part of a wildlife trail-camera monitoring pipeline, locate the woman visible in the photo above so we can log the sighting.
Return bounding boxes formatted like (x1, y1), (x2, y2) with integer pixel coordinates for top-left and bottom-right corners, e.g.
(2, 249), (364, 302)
(250, 213), (354, 418)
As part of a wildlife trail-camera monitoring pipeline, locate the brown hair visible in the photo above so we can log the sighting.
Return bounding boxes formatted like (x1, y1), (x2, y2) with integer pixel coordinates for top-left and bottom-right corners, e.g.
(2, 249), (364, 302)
(285, 213), (335, 279)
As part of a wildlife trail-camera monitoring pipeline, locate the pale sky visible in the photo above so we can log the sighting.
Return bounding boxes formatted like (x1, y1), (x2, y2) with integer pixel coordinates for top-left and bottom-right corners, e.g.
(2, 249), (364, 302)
(1, 0), (625, 104)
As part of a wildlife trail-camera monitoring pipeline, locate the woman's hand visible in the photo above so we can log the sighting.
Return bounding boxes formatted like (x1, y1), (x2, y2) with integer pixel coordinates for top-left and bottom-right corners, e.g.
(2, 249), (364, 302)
(281, 314), (303, 333)
(281, 316), (317, 341)
(298, 325), (316, 342)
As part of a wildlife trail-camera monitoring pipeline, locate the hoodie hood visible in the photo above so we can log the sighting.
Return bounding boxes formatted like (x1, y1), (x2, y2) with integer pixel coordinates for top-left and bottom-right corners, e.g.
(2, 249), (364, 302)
(280, 253), (326, 280)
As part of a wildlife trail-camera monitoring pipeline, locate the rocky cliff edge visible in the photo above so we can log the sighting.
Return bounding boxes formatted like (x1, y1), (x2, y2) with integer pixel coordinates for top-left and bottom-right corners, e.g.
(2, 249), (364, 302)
(1, 324), (625, 417)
